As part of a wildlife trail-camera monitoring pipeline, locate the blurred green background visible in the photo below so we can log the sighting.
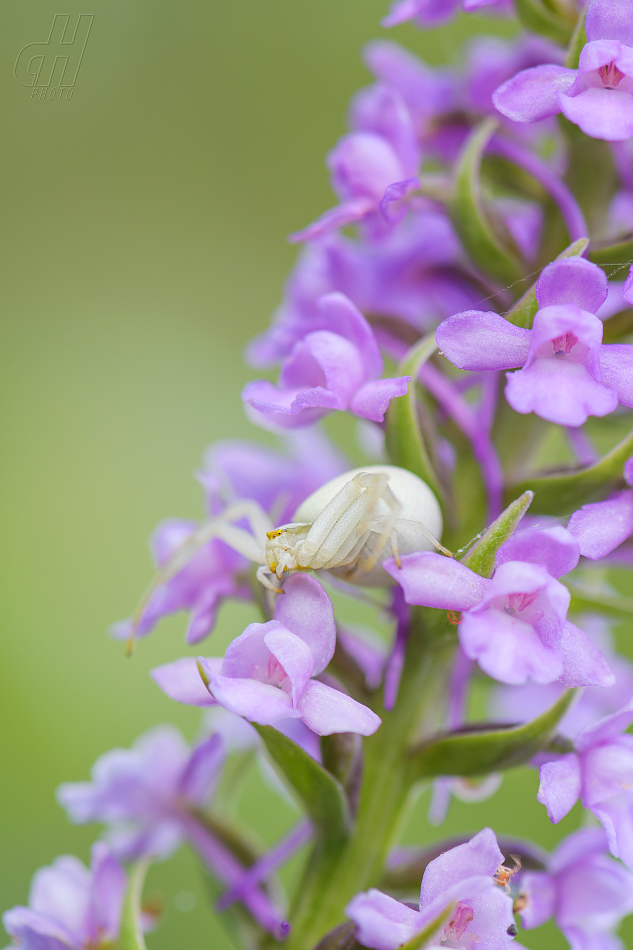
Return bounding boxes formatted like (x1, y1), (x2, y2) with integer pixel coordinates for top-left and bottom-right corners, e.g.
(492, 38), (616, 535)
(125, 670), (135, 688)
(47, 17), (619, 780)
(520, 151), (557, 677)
(1, 3), (628, 948)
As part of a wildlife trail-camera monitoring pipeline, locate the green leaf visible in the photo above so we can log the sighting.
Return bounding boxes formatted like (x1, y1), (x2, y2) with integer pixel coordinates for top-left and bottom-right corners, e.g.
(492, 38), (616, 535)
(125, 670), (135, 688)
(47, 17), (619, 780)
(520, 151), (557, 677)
(450, 119), (523, 287)
(385, 334), (444, 502)
(514, 0), (574, 44)
(566, 8), (587, 69)
(253, 724), (351, 846)
(398, 905), (454, 950)
(409, 689), (575, 779)
(507, 424), (633, 514)
(116, 860), (149, 950)
(589, 234), (633, 270)
(461, 491), (533, 579)
(505, 237), (589, 329)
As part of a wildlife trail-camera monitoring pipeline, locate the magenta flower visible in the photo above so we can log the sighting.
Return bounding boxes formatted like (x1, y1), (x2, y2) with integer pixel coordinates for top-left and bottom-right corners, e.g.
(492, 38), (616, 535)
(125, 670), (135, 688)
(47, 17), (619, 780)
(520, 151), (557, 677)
(493, 0), (633, 141)
(384, 525), (614, 687)
(436, 257), (633, 427)
(57, 725), (226, 860)
(198, 574), (381, 736)
(247, 211), (473, 368)
(520, 827), (633, 949)
(3, 843), (130, 950)
(289, 131), (419, 244)
(345, 829), (515, 950)
(243, 293), (410, 428)
(111, 430), (346, 644)
(382, 0), (512, 29)
(57, 725), (287, 935)
(568, 457), (633, 560)
(538, 701), (633, 869)
(491, 615), (633, 741)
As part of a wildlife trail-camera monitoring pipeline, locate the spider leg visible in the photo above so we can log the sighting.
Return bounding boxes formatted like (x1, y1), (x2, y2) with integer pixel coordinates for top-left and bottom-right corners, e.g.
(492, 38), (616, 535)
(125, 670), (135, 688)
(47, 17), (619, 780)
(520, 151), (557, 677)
(256, 564), (284, 594)
(130, 500), (272, 635)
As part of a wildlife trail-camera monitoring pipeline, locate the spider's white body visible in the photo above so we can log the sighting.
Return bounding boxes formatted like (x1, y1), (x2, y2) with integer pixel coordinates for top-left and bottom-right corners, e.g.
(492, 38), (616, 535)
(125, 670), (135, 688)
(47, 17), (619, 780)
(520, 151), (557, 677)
(264, 465), (442, 587)
(148, 465), (443, 604)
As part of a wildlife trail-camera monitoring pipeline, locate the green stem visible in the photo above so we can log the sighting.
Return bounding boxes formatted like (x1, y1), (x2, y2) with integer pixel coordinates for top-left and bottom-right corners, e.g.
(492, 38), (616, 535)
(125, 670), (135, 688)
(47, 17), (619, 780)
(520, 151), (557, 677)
(286, 610), (455, 949)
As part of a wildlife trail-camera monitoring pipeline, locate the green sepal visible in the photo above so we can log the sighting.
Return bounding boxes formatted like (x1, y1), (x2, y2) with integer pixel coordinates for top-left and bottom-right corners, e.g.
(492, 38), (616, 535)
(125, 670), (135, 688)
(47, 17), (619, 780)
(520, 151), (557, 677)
(566, 9), (587, 69)
(385, 334), (443, 502)
(514, 0), (574, 44)
(408, 688), (575, 779)
(505, 237), (589, 329)
(589, 234), (633, 270)
(450, 118), (523, 287)
(253, 724), (351, 846)
(116, 860), (149, 950)
(507, 424), (633, 514)
(461, 491), (534, 579)
(397, 905), (454, 950)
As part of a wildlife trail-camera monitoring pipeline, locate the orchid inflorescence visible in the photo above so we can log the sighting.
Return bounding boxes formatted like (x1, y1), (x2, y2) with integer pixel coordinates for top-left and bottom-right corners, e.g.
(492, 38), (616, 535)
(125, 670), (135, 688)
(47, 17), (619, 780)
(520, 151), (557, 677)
(9, 1), (633, 948)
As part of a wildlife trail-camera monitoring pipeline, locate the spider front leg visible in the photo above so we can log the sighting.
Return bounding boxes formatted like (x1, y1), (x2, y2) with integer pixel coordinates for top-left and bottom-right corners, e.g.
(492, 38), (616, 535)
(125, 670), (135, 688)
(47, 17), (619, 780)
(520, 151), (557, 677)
(355, 477), (402, 574)
(130, 500), (273, 635)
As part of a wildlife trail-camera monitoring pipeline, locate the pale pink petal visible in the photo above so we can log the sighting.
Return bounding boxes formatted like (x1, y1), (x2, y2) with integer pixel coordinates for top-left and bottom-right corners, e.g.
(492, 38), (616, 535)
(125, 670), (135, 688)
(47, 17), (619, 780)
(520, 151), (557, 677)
(537, 754), (582, 823)
(296, 680), (381, 736)
(383, 552), (489, 609)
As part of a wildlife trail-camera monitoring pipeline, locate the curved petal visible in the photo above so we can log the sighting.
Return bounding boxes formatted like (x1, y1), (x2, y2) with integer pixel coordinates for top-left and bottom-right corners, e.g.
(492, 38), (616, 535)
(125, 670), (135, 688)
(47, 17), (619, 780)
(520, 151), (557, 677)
(349, 376), (410, 422)
(599, 344), (633, 407)
(436, 311), (530, 371)
(297, 679), (382, 736)
(537, 754), (582, 823)
(383, 551), (489, 609)
(519, 872), (556, 929)
(496, 525), (580, 578)
(560, 87), (633, 142)
(317, 293), (383, 379)
(289, 197), (375, 243)
(177, 734), (224, 805)
(568, 492), (633, 560)
(420, 828), (503, 906)
(282, 332), (364, 405)
(505, 359), (618, 426)
(586, 0), (633, 45)
(582, 739), (633, 807)
(2, 905), (76, 948)
(576, 701), (633, 753)
(242, 379), (337, 429)
(459, 609), (564, 685)
(492, 64), (575, 123)
(592, 792), (633, 869)
(274, 574), (336, 675)
(89, 842), (126, 941)
(263, 626), (314, 705)
(151, 657), (220, 707)
(345, 889), (421, 950)
(536, 258), (609, 314)
(559, 622), (615, 689)
(205, 672), (297, 726)
(29, 856), (91, 938)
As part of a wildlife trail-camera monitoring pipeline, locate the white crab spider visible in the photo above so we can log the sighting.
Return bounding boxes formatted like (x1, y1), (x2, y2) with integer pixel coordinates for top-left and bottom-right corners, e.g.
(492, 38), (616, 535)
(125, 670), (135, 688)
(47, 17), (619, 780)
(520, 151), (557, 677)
(142, 465), (445, 611)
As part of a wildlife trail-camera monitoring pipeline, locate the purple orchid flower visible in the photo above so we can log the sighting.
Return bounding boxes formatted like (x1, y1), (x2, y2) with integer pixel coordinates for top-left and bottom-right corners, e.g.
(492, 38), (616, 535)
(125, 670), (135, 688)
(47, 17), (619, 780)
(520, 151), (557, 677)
(3, 843), (133, 950)
(384, 524), (614, 687)
(519, 827), (633, 949)
(289, 130), (420, 244)
(57, 725), (227, 860)
(436, 257), (633, 427)
(491, 615), (633, 740)
(56, 725), (288, 935)
(247, 211), (474, 369)
(382, 0), (513, 30)
(493, 0), (633, 142)
(111, 430), (347, 645)
(196, 574), (381, 736)
(110, 516), (250, 646)
(243, 293), (410, 429)
(345, 828), (515, 950)
(537, 701), (633, 870)
(568, 457), (633, 560)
